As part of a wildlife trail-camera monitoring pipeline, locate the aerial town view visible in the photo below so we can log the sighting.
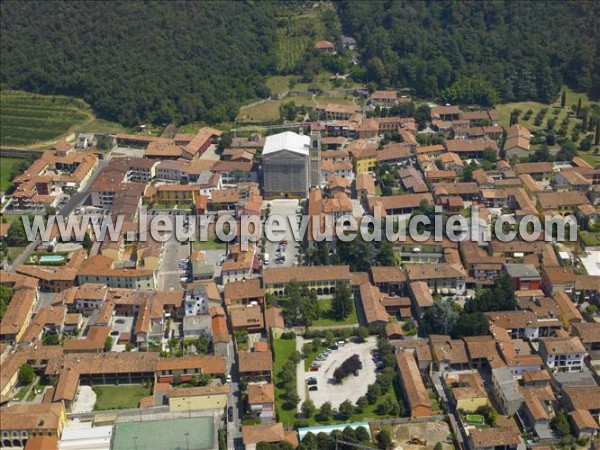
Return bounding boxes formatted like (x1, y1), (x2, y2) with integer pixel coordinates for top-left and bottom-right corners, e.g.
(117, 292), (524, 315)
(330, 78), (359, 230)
(0, 2), (600, 450)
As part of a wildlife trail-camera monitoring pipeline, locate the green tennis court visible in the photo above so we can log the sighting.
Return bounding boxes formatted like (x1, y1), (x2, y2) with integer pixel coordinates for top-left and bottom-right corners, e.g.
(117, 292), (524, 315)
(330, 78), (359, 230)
(112, 417), (215, 450)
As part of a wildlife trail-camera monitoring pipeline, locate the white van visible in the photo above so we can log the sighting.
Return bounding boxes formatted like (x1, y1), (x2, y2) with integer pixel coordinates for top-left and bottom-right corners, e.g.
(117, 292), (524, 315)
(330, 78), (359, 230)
(264, 253), (270, 265)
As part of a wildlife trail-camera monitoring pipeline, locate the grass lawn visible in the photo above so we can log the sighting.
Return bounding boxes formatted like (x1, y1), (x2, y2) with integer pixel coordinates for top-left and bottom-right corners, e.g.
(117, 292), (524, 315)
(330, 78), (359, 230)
(273, 337), (298, 427)
(92, 384), (151, 411)
(1, 90), (92, 148)
(77, 118), (128, 134)
(0, 156), (24, 191)
(237, 93), (358, 123)
(13, 385), (31, 401)
(237, 96), (316, 122)
(193, 238), (227, 251)
(7, 246), (27, 262)
(578, 152), (600, 169)
(580, 231), (600, 247)
(266, 76), (294, 95)
(26, 381), (47, 401)
(311, 298), (359, 327)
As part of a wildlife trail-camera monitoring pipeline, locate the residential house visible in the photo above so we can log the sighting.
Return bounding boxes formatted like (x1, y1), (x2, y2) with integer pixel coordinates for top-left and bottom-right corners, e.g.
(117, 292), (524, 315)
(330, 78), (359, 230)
(242, 423), (298, 450)
(238, 350), (273, 382)
(539, 336), (587, 372)
(430, 335), (469, 373)
(541, 267), (576, 296)
(247, 383), (275, 419)
(445, 371), (488, 411)
(369, 90), (398, 108)
(406, 263), (467, 295)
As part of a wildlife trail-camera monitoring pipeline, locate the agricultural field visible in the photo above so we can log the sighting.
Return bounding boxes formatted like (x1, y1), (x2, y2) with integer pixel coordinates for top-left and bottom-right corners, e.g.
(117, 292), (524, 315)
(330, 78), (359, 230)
(1, 90), (92, 148)
(275, 9), (329, 72)
(578, 152), (600, 169)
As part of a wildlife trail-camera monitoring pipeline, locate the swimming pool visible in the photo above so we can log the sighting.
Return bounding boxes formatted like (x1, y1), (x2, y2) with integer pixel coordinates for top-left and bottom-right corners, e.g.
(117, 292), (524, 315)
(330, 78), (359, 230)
(39, 255), (66, 263)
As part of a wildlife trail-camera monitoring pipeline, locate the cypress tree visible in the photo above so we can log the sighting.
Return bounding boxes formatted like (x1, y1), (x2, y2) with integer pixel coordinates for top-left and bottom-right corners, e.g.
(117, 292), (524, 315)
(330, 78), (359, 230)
(595, 123), (599, 146)
(576, 97), (582, 117)
(561, 90), (566, 108)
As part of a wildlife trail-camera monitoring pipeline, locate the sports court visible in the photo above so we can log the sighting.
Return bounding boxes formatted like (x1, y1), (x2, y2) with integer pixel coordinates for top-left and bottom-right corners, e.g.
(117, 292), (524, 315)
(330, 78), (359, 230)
(112, 417), (216, 450)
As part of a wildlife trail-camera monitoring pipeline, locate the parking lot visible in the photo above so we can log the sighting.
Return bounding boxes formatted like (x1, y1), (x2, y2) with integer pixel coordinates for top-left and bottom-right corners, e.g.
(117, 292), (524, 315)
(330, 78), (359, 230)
(306, 337), (378, 408)
(264, 199), (301, 267)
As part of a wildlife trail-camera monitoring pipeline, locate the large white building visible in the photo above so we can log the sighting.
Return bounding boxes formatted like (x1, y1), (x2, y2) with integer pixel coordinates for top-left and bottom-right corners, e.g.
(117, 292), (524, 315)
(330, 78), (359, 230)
(262, 131), (319, 198)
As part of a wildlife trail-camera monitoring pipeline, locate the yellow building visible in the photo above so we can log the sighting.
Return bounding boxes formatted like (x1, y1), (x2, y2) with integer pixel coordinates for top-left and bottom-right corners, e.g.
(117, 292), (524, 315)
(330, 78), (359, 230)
(348, 141), (378, 174)
(168, 385), (229, 412)
(0, 288), (37, 344)
(446, 371), (489, 412)
(1, 402), (67, 447)
(155, 185), (200, 207)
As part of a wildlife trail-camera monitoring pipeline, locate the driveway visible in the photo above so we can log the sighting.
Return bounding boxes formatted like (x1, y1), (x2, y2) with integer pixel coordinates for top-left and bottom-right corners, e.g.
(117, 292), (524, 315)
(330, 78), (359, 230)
(263, 199), (301, 267)
(306, 337), (378, 408)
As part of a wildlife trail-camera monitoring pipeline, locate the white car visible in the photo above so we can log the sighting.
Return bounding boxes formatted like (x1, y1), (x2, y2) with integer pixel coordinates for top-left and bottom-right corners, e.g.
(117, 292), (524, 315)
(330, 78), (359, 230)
(226, 374), (232, 383)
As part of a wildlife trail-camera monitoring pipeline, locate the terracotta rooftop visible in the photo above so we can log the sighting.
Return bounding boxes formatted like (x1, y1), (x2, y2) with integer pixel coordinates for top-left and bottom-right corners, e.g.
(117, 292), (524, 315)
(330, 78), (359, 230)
(247, 383), (275, 405)
(238, 350), (272, 374)
(263, 265), (351, 285)
(469, 427), (520, 448)
(395, 351), (430, 411)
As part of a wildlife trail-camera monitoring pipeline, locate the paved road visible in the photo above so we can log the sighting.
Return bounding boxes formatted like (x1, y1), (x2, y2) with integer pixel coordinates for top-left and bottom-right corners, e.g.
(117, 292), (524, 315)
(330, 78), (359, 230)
(157, 236), (189, 291)
(296, 335), (307, 412)
(225, 340), (243, 450)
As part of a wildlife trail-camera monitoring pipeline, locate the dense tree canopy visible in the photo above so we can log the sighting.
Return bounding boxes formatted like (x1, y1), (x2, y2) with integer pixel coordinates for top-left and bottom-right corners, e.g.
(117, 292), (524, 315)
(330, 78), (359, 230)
(464, 273), (517, 313)
(0, 2), (279, 126)
(337, 1), (600, 102)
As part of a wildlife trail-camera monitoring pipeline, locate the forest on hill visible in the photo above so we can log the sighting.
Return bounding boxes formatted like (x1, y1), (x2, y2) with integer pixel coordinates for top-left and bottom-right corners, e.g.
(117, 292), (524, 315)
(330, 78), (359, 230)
(337, 1), (600, 104)
(2, 1), (599, 127)
(0, 1), (280, 126)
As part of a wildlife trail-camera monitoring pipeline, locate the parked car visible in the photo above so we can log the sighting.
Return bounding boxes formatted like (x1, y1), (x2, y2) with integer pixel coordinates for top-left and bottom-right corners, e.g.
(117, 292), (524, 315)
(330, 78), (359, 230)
(227, 407), (234, 422)
(226, 374), (232, 383)
(308, 386), (318, 391)
(307, 379), (317, 386)
(309, 366), (319, 372)
(329, 344), (339, 350)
